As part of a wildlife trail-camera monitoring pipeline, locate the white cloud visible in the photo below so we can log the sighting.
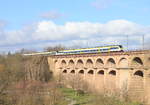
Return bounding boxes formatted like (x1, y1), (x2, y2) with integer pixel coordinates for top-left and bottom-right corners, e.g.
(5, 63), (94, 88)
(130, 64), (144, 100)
(0, 19), (150, 52)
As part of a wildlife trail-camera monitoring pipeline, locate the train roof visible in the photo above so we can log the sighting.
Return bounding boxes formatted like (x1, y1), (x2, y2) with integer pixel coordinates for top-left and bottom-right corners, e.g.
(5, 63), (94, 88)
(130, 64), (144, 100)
(23, 51), (55, 56)
(59, 45), (122, 52)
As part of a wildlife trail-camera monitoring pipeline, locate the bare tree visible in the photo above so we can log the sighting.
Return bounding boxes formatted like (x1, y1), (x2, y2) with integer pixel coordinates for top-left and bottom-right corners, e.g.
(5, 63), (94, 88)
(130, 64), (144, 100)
(24, 56), (52, 82)
(44, 45), (66, 52)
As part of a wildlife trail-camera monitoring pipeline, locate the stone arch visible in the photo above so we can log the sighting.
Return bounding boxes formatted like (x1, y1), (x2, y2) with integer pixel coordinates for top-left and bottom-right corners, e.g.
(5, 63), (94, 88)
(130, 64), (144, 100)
(76, 59), (84, 68)
(97, 70), (104, 75)
(95, 58), (104, 68)
(131, 57), (143, 67)
(118, 57), (128, 68)
(109, 70), (116, 76)
(134, 70), (143, 77)
(88, 70), (94, 75)
(62, 69), (67, 73)
(106, 70), (116, 92)
(68, 59), (75, 68)
(61, 60), (67, 68)
(129, 70), (144, 100)
(107, 58), (116, 68)
(78, 70), (84, 74)
(70, 70), (75, 74)
(95, 70), (105, 92)
(86, 59), (93, 68)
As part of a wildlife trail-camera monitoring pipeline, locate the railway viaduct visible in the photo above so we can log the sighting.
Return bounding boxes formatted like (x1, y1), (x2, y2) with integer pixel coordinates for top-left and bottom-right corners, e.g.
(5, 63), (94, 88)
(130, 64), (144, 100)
(47, 50), (150, 104)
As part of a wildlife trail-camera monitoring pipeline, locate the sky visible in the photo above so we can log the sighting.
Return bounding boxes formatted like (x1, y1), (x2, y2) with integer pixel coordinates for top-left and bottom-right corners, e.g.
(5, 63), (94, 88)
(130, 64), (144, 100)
(0, 0), (150, 52)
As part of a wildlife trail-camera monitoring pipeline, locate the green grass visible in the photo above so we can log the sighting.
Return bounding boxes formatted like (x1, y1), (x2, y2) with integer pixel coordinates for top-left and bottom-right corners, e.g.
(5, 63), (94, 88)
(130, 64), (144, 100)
(59, 87), (143, 105)
(60, 87), (92, 105)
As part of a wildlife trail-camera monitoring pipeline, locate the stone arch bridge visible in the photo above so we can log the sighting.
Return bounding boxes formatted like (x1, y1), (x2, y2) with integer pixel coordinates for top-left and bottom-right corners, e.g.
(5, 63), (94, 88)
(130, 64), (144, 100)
(47, 50), (150, 104)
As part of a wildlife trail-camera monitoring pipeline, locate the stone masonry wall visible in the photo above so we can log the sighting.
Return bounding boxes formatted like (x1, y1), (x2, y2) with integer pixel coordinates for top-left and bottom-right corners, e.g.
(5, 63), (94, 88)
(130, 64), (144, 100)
(47, 51), (150, 104)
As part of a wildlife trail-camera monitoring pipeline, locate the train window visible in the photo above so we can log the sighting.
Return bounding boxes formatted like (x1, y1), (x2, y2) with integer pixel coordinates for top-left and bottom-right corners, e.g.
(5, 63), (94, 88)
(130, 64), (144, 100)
(87, 50), (90, 52)
(119, 45), (123, 48)
(84, 50), (88, 52)
(100, 48), (108, 51)
(87, 50), (91, 52)
(110, 47), (118, 50)
(95, 49), (98, 51)
(76, 51), (80, 53)
(90, 50), (95, 52)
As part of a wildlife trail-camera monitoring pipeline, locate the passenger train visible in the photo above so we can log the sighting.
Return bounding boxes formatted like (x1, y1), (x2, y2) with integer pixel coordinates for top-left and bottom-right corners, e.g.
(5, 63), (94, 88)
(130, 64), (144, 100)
(23, 45), (123, 56)
(57, 45), (123, 55)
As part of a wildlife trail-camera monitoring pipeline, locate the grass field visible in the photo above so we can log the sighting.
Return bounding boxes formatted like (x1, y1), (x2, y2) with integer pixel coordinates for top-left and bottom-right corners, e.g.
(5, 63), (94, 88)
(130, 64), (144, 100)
(60, 87), (143, 105)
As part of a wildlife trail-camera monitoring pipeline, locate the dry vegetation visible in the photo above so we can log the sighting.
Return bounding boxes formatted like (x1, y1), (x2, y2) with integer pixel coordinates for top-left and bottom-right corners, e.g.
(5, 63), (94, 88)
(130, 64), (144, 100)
(0, 53), (67, 105)
(44, 45), (66, 52)
(24, 55), (52, 82)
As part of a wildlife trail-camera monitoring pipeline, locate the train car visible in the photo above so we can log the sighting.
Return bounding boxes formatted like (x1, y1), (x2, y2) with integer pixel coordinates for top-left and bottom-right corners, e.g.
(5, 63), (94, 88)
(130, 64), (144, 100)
(56, 45), (123, 55)
(23, 51), (56, 56)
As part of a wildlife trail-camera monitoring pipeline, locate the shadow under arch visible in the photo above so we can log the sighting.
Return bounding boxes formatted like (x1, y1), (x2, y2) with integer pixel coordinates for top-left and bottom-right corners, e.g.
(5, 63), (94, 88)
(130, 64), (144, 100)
(148, 57), (150, 61)
(132, 57), (143, 66)
(134, 70), (143, 77)
(54, 60), (58, 63)
(70, 70), (75, 74)
(68, 59), (75, 68)
(109, 70), (116, 76)
(96, 58), (104, 68)
(88, 70), (94, 75)
(86, 59), (93, 68)
(118, 57), (128, 68)
(76, 59), (84, 68)
(106, 58), (116, 68)
(97, 70), (104, 75)
(61, 60), (67, 67)
(78, 70), (84, 74)
(62, 69), (67, 73)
